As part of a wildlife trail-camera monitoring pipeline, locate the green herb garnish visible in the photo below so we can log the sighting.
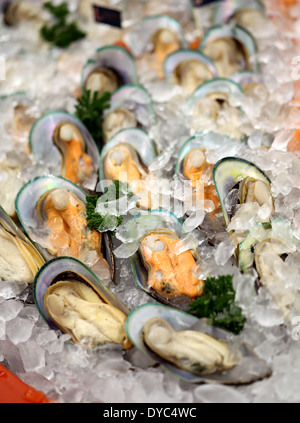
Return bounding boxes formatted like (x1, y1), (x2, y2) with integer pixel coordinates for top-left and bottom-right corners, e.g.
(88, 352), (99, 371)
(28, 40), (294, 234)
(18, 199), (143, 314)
(189, 275), (246, 335)
(40, 1), (86, 48)
(43, 1), (69, 21)
(75, 90), (111, 142)
(86, 181), (135, 233)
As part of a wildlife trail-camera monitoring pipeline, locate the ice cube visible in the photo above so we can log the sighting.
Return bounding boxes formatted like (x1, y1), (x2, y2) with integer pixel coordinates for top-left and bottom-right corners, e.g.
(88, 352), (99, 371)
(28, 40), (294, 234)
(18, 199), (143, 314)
(6, 317), (35, 345)
(18, 340), (46, 372)
(183, 210), (205, 233)
(248, 130), (264, 149)
(0, 281), (28, 299)
(0, 299), (23, 322)
(214, 237), (236, 266)
(194, 384), (247, 403)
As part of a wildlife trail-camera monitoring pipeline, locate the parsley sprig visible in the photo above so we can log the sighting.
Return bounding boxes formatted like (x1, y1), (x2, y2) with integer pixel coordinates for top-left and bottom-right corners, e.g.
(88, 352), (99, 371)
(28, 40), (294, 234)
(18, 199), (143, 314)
(189, 275), (246, 335)
(75, 90), (111, 142)
(86, 181), (134, 233)
(40, 2), (86, 48)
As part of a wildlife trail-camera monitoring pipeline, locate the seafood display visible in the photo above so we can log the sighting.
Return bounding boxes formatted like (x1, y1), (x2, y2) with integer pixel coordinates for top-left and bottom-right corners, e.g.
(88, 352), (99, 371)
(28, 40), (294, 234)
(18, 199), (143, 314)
(0, 0), (300, 405)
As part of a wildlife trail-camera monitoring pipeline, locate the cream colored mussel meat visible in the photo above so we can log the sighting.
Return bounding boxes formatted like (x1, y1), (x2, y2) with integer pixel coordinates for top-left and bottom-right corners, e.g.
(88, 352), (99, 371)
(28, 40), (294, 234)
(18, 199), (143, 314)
(254, 238), (296, 318)
(192, 91), (244, 140)
(0, 217), (44, 283)
(203, 38), (247, 78)
(174, 60), (214, 94)
(255, 238), (291, 287)
(103, 109), (137, 143)
(233, 9), (266, 33)
(85, 68), (119, 96)
(44, 280), (131, 348)
(4, 0), (42, 26)
(239, 177), (274, 220)
(143, 317), (236, 375)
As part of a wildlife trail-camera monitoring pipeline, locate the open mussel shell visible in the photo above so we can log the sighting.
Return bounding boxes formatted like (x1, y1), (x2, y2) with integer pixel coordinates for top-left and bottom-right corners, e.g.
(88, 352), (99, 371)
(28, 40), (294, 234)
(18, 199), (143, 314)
(213, 157), (271, 227)
(186, 77), (244, 120)
(187, 77), (243, 108)
(16, 176), (87, 259)
(126, 303), (272, 384)
(175, 134), (224, 175)
(2, 0), (41, 26)
(99, 127), (157, 181)
(29, 111), (100, 190)
(213, 0), (265, 26)
(164, 49), (218, 84)
(33, 257), (130, 334)
(81, 46), (139, 93)
(200, 25), (259, 73)
(129, 209), (201, 311)
(103, 84), (157, 142)
(15, 175), (114, 277)
(125, 14), (188, 57)
(237, 221), (272, 274)
(0, 205), (45, 284)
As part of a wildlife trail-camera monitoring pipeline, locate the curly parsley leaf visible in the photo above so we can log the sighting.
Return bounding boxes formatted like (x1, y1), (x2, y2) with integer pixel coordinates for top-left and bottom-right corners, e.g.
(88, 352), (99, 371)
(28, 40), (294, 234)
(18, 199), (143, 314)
(189, 275), (246, 335)
(43, 1), (69, 22)
(86, 181), (134, 233)
(75, 90), (111, 141)
(40, 1), (86, 48)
